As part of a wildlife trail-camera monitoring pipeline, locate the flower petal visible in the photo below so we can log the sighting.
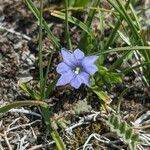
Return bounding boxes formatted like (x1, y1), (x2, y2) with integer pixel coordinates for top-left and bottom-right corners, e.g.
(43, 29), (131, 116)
(56, 71), (75, 86)
(56, 62), (71, 75)
(78, 72), (90, 86)
(61, 48), (77, 67)
(70, 75), (82, 89)
(73, 48), (85, 61)
(82, 56), (98, 64)
(83, 65), (98, 74)
(82, 56), (98, 74)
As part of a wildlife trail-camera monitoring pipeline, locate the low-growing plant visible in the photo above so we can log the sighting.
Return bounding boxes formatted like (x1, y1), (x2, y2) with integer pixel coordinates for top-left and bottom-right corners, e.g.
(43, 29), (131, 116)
(107, 113), (139, 150)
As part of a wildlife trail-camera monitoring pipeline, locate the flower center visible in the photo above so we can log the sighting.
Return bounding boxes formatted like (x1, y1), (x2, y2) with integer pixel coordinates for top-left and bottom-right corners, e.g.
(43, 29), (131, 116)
(74, 67), (81, 74)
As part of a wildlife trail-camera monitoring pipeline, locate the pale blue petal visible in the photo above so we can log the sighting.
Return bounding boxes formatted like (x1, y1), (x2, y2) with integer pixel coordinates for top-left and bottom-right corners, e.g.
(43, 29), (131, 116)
(78, 72), (90, 86)
(61, 48), (77, 68)
(70, 75), (82, 89)
(83, 65), (98, 74)
(73, 48), (85, 62)
(82, 56), (98, 65)
(56, 62), (71, 75)
(82, 56), (98, 74)
(56, 71), (75, 86)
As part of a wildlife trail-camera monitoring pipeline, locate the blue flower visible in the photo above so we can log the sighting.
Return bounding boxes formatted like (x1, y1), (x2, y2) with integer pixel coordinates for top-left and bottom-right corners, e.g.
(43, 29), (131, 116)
(56, 48), (98, 89)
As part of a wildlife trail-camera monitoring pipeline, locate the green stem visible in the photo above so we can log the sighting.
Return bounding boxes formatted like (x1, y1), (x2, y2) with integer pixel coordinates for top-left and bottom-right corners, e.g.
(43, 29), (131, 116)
(65, 0), (72, 50)
(41, 51), (54, 99)
(39, 0), (44, 95)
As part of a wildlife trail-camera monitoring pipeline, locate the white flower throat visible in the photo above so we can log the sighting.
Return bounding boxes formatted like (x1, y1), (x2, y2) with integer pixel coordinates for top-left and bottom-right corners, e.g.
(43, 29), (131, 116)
(74, 67), (81, 74)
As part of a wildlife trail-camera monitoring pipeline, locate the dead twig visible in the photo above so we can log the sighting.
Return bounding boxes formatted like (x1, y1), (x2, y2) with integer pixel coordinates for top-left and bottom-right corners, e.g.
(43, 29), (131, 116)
(7, 120), (41, 132)
(82, 133), (124, 150)
(28, 141), (55, 150)
(3, 131), (12, 150)
(8, 108), (41, 118)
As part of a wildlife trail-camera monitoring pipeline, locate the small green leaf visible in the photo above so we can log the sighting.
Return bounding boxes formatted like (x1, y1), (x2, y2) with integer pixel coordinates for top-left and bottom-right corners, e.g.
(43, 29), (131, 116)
(131, 133), (139, 142)
(109, 113), (115, 124)
(119, 121), (127, 134)
(97, 66), (122, 85)
(125, 128), (133, 140)
(112, 116), (120, 129)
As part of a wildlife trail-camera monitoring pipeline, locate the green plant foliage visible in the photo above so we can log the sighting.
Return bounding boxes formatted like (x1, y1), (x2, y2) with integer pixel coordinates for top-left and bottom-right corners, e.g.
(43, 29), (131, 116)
(107, 0), (150, 91)
(107, 113), (140, 150)
(45, 77), (58, 98)
(83, 36), (97, 54)
(79, 0), (100, 53)
(93, 90), (111, 106)
(51, 10), (94, 39)
(25, 0), (60, 48)
(68, 0), (88, 7)
(91, 66), (122, 89)
(19, 82), (40, 100)
(90, 66), (121, 107)
(0, 100), (48, 113)
(74, 0), (88, 7)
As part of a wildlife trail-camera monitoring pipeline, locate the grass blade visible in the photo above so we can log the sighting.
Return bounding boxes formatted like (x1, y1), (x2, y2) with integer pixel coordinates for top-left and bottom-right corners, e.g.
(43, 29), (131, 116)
(78, 0), (100, 52)
(0, 101), (47, 113)
(65, 0), (72, 50)
(25, 0), (60, 48)
(93, 46), (150, 55)
(51, 10), (94, 38)
(39, 0), (44, 96)
(105, 0), (131, 50)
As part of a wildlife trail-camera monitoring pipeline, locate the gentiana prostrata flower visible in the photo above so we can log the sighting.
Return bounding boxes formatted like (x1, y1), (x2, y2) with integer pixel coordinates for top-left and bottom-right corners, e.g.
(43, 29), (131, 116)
(56, 48), (98, 89)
